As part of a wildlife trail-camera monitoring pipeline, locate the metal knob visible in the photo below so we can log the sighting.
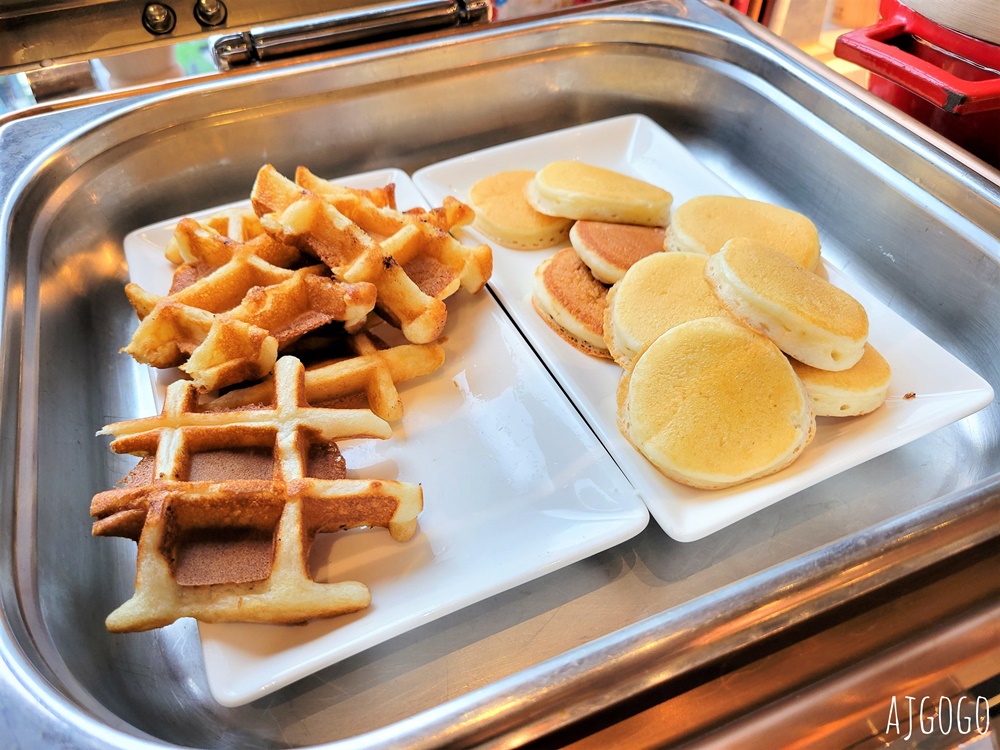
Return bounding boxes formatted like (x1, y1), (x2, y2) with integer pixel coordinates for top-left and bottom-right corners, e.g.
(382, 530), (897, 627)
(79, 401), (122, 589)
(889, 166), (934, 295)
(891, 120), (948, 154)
(142, 3), (176, 34)
(194, 0), (227, 26)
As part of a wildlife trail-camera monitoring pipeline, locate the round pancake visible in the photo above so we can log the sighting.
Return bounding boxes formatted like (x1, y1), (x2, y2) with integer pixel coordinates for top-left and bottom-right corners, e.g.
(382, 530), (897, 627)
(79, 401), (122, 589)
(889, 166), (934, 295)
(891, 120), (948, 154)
(569, 220), (666, 283)
(668, 195), (821, 271)
(618, 317), (815, 489)
(468, 170), (573, 250)
(790, 343), (891, 416)
(525, 161), (673, 227)
(532, 247), (611, 358)
(604, 252), (733, 368)
(705, 238), (868, 371)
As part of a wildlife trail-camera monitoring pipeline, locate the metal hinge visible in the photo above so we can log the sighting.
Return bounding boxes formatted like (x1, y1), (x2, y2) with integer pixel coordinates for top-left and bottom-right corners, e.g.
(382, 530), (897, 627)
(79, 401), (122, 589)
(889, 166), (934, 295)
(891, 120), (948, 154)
(211, 0), (491, 70)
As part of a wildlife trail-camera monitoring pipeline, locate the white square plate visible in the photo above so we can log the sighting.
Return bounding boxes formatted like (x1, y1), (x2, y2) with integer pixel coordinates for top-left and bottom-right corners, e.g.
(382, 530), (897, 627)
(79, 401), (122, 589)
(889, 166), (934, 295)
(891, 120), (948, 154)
(122, 168), (648, 706)
(413, 114), (995, 542)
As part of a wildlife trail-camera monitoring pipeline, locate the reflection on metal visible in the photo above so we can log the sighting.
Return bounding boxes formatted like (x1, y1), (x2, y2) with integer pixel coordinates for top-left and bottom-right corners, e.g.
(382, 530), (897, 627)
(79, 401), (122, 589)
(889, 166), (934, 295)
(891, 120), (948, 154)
(567, 548), (1000, 749)
(23, 60), (96, 102)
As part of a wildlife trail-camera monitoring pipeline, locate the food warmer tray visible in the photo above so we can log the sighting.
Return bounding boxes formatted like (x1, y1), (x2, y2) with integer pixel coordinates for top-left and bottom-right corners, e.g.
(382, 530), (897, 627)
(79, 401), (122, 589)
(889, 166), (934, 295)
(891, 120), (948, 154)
(2, 0), (999, 747)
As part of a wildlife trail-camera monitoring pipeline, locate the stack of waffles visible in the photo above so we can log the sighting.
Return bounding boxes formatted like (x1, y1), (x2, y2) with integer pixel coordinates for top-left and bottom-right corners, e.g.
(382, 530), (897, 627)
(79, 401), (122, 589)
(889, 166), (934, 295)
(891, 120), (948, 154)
(92, 166), (492, 631)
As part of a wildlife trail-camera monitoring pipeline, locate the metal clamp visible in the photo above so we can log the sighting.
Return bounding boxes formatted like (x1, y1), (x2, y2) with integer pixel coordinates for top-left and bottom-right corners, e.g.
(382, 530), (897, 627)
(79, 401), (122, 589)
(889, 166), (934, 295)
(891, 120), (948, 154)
(211, 0), (490, 69)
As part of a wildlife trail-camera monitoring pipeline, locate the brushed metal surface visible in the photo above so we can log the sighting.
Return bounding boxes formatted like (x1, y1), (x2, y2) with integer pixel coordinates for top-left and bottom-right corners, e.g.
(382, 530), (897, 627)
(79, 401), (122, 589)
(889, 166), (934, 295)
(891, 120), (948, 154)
(562, 543), (1000, 748)
(211, 0), (488, 69)
(0, 0), (439, 72)
(1, 1), (999, 747)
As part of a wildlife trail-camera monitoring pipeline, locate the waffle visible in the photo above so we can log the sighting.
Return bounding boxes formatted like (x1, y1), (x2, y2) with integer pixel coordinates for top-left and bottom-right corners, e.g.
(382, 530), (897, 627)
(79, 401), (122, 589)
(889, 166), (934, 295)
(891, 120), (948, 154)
(123, 218), (378, 392)
(164, 207), (274, 266)
(293, 172), (400, 212)
(251, 164), (492, 344)
(91, 356), (423, 632)
(208, 330), (446, 421)
(295, 167), (474, 234)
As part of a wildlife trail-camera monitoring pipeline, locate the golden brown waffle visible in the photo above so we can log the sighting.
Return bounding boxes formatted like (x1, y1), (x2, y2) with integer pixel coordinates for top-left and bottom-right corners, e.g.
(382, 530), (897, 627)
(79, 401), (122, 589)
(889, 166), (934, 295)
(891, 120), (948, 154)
(123, 218), (378, 392)
(207, 330), (446, 421)
(293, 172), (399, 212)
(166, 212), (301, 291)
(164, 207), (272, 265)
(295, 167), (474, 234)
(251, 164), (492, 344)
(91, 356), (423, 632)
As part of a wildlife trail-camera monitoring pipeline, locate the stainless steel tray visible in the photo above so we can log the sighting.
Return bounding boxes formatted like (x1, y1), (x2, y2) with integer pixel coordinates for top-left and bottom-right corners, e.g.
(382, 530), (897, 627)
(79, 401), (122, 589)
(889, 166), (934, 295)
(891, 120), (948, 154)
(2, 1), (999, 747)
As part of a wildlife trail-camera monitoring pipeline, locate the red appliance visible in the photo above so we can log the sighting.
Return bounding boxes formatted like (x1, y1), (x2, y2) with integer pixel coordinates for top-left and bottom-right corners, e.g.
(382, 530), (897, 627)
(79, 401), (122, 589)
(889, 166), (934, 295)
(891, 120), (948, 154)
(835, 0), (1000, 168)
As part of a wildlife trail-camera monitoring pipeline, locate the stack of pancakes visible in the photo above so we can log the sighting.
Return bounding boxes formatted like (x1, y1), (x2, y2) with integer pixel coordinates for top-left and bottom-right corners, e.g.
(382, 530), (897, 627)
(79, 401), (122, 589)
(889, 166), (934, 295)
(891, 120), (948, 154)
(619, 201), (890, 489)
(618, 233), (890, 490)
(468, 161), (673, 359)
(470, 165), (891, 490)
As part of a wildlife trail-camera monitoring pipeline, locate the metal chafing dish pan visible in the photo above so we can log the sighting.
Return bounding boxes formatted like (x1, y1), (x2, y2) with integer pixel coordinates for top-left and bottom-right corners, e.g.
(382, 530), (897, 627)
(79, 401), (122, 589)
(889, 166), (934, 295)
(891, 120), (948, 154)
(2, 0), (999, 746)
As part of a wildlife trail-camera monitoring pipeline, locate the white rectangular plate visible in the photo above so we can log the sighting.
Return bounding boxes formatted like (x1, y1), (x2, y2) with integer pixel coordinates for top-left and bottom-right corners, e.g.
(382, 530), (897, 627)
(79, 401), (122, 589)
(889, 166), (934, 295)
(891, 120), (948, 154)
(122, 168), (648, 706)
(413, 114), (995, 542)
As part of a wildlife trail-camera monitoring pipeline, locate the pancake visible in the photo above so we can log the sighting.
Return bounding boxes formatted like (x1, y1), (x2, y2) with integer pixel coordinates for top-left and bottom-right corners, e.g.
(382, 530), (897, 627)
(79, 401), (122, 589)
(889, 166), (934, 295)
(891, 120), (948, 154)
(618, 317), (815, 490)
(790, 343), (891, 416)
(668, 195), (822, 271)
(569, 220), (666, 283)
(705, 238), (868, 371)
(467, 170), (573, 250)
(525, 161), (672, 227)
(532, 247), (611, 358)
(604, 252), (733, 368)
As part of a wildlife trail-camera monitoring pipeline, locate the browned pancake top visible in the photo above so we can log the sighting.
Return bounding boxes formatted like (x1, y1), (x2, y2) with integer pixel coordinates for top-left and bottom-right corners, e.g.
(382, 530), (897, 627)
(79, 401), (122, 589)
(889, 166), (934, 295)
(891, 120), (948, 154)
(572, 221), (665, 270)
(540, 247), (608, 335)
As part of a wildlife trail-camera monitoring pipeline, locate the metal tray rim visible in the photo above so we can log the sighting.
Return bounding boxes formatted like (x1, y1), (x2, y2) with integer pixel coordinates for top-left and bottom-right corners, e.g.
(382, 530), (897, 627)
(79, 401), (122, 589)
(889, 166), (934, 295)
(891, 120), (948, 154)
(2, 2), (999, 747)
